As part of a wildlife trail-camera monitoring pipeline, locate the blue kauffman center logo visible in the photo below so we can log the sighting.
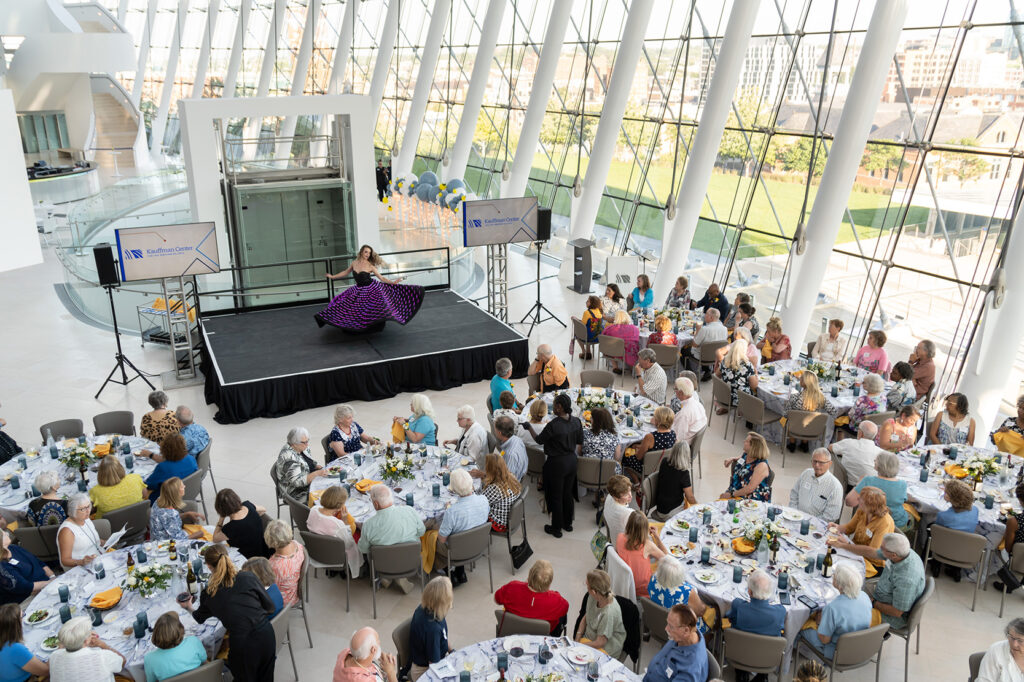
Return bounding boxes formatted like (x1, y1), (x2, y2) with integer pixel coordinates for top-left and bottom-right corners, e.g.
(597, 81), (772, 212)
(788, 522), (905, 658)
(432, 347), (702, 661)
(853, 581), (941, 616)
(472, 219), (483, 228)
(124, 249), (144, 259)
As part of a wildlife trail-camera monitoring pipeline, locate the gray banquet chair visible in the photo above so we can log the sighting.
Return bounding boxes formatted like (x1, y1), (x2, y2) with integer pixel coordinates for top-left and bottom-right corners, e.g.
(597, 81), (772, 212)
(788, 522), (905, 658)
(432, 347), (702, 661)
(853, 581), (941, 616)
(92, 411), (135, 436)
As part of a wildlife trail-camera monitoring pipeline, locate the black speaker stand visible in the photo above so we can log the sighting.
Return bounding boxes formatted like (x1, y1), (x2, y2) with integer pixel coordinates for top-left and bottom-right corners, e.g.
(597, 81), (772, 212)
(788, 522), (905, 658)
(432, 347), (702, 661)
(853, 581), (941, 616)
(519, 241), (565, 337)
(96, 284), (155, 399)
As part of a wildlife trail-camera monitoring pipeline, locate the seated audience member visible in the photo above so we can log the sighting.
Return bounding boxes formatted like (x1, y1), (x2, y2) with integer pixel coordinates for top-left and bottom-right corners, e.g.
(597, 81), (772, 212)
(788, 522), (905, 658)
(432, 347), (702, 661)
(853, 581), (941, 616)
(494, 559), (569, 634)
(144, 612), (208, 682)
(482, 454), (521, 532)
(794, 661), (829, 682)
(852, 330), (891, 375)
(409, 577), (454, 680)
(990, 395), (1024, 455)
(57, 494), (103, 570)
(436, 470), (489, 586)
(89, 456), (147, 518)
(648, 315), (678, 346)
(828, 421), (882, 485)
(996, 483), (1024, 593)
(603, 475), (634, 546)
(634, 348), (668, 405)
(150, 477), (205, 541)
(241, 557), (284, 617)
(623, 407), (676, 482)
(875, 405), (920, 453)
(789, 448), (843, 522)
(886, 362), (916, 410)
(799, 564), (871, 660)
(443, 405), (487, 466)
(848, 373), (887, 429)
(307, 485), (360, 576)
(581, 295), (604, 357)
(0, 530), (53, 605)
(174, 406), (209, 458)
(140, 391), (179, 443)
(492, 416), (527, 481)
(811, 319), (845, 363)
(716, 339), (758, 413)
(26, 471), (68, 527)
(327, 404), (377, 462)
(0, 405), (20, 464)
(144, 434), (198, 502)
(520, 400), (549, 447)
(602, 284), (626, 319)
(929, 479), (980, 581)
(0, 603), (48, 682)
(489, 357), (519, 413)
(394, 394), (438, 446)
(726, 569), (785, 637)
(928, 392), (975, 445)
(212, 488), (272, 559)
(828, 487), (895, 576)
(264, 519), (305, 606)
(358, 485), (425, 594)
(867, 533), (925, 630)
(47, 616), (124, 682)
(975, 618), (1024, 682)
(691, 283), (730, 320)
(722, 292), (748, 328)
(729, 300), (760, 341)
(687, 309), (728, 380)
(615, 511), (668, 597)
(664, 276), (691, 310)
(642, 604), (708, 682)
(721, 433), (772, 502)
(671, 377), (707, 444)
(527, 344), (570, 392)
(582, 408), (620, 472)
(628, 274), (654, 311)
(492, 391), (521, 424)
(602, 310), (640, 372)
(846, 452), (909, 530)
(909, 339), (937, 399)
(333, 627), (399, 682)
(756, 317), (792, 362)
(575, 569), (626, 660)
(647, 557), (706, 633)
(653, 442), (696, 518)
(274, 427), (326, 500)
(784, 373), (836, 452)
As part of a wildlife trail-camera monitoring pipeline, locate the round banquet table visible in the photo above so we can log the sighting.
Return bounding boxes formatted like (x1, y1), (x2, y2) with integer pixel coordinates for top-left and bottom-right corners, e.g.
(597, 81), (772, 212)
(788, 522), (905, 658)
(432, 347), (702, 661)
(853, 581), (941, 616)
(635, 307), (700, 353)
(522, 388), (659, 450)
(308, 445), (480, 524)
(21, 541), (243, 681)
(0, 436), (158, 523)
(419, 634), (640, 681)
(658, 499), (865, 670)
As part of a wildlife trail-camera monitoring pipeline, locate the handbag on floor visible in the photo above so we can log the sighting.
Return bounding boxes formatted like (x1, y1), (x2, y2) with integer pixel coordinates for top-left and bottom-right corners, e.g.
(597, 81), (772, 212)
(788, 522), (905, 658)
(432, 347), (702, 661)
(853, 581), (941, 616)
(997, 561), (1022, 592)
(510, 540), (534, 570)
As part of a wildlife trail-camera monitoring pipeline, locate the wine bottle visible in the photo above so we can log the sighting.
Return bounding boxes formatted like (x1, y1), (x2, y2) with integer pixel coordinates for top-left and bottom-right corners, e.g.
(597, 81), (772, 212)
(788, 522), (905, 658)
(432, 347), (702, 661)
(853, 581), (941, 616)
(187, 563), (199, 597)
(126, 551), (135, 575)
(168, 540), (177, 562)
(769, 536), (780, 564)
(821, 547), (834, 578)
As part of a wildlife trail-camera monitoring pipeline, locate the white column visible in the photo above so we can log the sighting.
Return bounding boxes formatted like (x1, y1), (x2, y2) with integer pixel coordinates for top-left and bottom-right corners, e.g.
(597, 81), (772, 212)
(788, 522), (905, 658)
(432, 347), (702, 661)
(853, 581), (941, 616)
(368, 0), (401, 117)
(569, 0), (654, 240)
(444, 0), (506, 182)
(652, 0), (759, 298)
(117, 0), (129, 25)
(150, 0), (190, 159)
(242, 0), (287, 158)
(392, 0), (451, 178)
(130, 0), (156, 108)
(276, 0), (321, 163)
(310, 0), (359, 164)
(957, 221), (1024, 438)
(221, 0), (251, 98)
(502, 0), (572, 198)
(190, 0), (220, 99)
(777, 0), (908, 340)
(0, 90), (41, 273)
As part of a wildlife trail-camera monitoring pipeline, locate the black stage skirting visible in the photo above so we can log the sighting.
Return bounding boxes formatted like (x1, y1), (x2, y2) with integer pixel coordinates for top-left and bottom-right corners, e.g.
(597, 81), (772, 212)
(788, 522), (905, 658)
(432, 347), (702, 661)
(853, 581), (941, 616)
(201, 291), (530, 424)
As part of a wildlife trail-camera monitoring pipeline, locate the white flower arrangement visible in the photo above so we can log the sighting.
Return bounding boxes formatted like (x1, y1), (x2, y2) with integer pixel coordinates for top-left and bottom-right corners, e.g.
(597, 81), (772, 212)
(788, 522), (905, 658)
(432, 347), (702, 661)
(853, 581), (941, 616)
(742, 518), (785, 545)
(123, 562), (173, 598)
(381, 453), (414, 484)
(59, 445), (96, 470)
(654, 307), (685, 322)
(579, 393), (609, 410)
(961, 453), (999, 478)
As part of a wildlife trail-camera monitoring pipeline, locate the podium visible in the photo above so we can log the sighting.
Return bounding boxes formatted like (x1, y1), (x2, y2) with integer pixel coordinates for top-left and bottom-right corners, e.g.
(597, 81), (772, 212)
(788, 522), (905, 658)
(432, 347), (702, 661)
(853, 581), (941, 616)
(569, 237), (595, 294)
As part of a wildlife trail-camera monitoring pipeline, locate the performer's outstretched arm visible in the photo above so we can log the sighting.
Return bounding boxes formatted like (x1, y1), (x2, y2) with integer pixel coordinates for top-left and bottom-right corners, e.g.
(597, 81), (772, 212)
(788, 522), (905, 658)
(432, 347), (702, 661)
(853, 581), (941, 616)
(371, 265), (403, 285)
(326, 263), (355, 280)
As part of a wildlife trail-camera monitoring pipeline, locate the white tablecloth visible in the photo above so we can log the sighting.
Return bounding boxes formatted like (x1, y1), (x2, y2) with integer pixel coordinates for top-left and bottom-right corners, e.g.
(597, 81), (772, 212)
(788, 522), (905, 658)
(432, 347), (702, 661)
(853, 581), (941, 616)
(522, 388), (659, 449)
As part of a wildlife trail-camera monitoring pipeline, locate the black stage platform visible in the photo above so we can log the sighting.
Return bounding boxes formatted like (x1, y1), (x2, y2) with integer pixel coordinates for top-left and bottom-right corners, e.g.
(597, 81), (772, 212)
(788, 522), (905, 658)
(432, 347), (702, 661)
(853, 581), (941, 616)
(201, 291), (529, 424)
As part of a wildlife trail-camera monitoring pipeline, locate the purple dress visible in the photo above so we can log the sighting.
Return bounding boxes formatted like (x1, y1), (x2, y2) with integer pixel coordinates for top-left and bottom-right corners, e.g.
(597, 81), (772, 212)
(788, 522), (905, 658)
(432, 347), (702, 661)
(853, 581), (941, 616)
(315, 270), (424, 331)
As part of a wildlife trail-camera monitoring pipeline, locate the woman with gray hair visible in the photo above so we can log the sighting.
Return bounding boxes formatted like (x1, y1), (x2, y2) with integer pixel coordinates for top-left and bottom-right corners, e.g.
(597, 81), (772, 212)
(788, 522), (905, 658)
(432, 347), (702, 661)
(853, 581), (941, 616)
(47, 616), (124, 681)
(326, 404), (379, 463)
(977, 617), (1024, 680)
(846, 451), (910, 529)
(264, 519), (305, 607)
(647, 556), (707, 632)
(27, 470), (67, 527)
(489, 357), (520, 412)
(653, 441), (697, 517)
(443, 405), (488, 466)
(799, 563), (871, 660)
(273, 426), (327, 499)
(57, 494), (103, 570)
(140, 390), (179, 443)
(848, 373), (887, 430)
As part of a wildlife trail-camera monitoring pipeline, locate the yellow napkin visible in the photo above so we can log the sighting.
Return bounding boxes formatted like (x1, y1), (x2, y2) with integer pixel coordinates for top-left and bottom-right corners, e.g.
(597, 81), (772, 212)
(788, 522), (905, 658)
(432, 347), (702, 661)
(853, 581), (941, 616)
(355, 479), (383, 494)
(731, 537), (756, 555)
(944, 463), (968, 479)
(993, 431), (1024, 455)
(63, 439), (78, 448)
(182, 525), (213, 542)
(89, 586), (122, 609)
(420, 529), (438, 573)
(391, 422), (406, 444)
(834, 416), (850, 427)
(92, 443), (111, 456)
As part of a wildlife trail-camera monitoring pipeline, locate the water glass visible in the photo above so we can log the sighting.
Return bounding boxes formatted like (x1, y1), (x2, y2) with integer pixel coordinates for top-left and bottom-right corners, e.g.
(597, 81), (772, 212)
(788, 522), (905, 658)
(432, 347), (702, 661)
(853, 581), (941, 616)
(805, 561), (815, 574)
(624, 395), (631, 407)
(700, 546), (711, 564)
(768, 365), (776, 376)
(605, 387), (613, 398)
(77, 436), (86, 446)
(137, 548), (148, 564)
(90, 607), (103, 627)
(10, 476), (19, 490)
(994, 453), (1003, 464)
(405, 493), (414, 508)
(59, 605), (71, 623)
(133, 620), (147, 639)
(949, 446), (959, 460)
(538, 644), (550, 665)
(93, 561), (106, 580)
(58, 585), (69, 603)
(778, 571), (789, 590)
(919, 452), (928, 467)
(766, 507), (777, 521)
(496, 652), (508, 671)
(49, 445), (59, 459)
(830, 386), (839, 398)
(354, 453), (362, 466)
(732, 566), (743, 583)
(919, 469), (929, 483)
(76, 480), (87, 492)
(124, 454), (134, 470)
(852, 386), (861, 397)
(17, 456), (27, 469)
(122, 442), (131, 455)
(985, 495), (995, 510)
(587, 661), (599, 681)
(816, 553), (825, 569)
(432, 483), (440, 498)
(799, 519), (810, 535)
(442, 472), (450, 486)
(727, 499), (737, 514)
(688, 526), (698, 543)
(136, 611), (149, 628)
(626, 415), (634, 428)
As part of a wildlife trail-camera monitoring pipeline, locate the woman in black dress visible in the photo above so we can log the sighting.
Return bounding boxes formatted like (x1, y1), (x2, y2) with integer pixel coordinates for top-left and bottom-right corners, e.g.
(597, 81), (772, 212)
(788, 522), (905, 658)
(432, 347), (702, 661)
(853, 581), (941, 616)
(524, 393), (583, 539)
(180, 544), (276, 682)
(211, 489), (272, 559)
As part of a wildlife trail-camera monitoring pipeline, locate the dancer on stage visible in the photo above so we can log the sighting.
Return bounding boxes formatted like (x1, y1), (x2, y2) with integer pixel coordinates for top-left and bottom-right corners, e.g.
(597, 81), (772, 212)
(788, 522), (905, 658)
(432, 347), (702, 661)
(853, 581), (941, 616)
(316, 245), (424, 332)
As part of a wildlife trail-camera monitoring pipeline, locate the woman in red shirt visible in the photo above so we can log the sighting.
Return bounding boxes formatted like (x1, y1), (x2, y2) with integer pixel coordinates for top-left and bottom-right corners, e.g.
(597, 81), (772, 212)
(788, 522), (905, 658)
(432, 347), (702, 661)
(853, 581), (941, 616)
(494, 559), (569, 634)
(614, 510), (668, 597)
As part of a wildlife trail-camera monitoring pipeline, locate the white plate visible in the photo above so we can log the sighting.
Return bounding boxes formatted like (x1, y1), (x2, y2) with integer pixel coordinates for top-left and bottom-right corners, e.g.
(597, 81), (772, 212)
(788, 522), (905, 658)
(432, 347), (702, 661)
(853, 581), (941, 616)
(23, 609), (54, 627)
(503, 636), (527, 652)
(694, 570), (722, 585)
(566, 646), (596, 665)
(782, 510), (804, 522)
(40, 637), (60, 652)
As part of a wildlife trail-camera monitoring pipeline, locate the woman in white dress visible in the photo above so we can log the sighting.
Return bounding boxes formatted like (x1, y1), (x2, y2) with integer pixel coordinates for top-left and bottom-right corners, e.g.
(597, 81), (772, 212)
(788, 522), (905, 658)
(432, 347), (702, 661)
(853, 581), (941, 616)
(57, 494), (104, 570)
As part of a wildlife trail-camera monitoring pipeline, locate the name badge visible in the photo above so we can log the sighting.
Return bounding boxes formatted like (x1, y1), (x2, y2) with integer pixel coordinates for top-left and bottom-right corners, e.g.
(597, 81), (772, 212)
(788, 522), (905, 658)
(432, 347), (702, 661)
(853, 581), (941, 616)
(890, 433), (899, 443)
(7, 559), (18, 566)
(865, 528), (873, 539)
(665, 666), (674, 678)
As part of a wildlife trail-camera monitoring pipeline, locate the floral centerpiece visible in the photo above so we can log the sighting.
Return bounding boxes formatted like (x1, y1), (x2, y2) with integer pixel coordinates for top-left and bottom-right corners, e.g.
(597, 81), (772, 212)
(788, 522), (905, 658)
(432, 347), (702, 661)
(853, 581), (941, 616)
(579, 392), (609, 410)
(123, 563), (173, 598)
(742, 518), (786, 546)
(59, 445), (96, 470)
(803, 361), (833, 381)
(961, 453), (999, 478)
(381, 453), (414, 484)
(654, 307), (685, 322)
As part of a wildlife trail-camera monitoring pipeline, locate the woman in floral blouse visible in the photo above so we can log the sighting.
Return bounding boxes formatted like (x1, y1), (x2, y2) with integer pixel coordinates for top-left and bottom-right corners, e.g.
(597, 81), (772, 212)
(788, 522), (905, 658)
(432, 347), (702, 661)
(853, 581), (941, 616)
(263, 519), (305, 606)
(647, 315), (678, 346)
(716, 339), (758, 413)
(326, 404), (378, 463)
(150, 477), (205, 541)
(885, 362), (916, 410)
(721, 432), (773, 502)
(482, 454), (521, 531)
(848, 373), (887, 428)
(664, 276), (691, 309)
(601, 284), (626, 319)
(582, 409), (620, 472)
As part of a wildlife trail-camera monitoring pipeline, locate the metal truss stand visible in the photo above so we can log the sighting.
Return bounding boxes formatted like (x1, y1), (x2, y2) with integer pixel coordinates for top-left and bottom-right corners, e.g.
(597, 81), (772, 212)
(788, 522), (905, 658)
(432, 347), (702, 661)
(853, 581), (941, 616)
(519, 241), (565, 337)
(95, 285), (155, 399)
(486, 244), (508, 323)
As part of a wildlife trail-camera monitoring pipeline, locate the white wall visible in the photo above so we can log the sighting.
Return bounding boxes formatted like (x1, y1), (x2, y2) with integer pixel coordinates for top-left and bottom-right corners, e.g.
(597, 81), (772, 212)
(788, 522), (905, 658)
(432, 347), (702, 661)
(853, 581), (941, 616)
(0, 90), (42, 273)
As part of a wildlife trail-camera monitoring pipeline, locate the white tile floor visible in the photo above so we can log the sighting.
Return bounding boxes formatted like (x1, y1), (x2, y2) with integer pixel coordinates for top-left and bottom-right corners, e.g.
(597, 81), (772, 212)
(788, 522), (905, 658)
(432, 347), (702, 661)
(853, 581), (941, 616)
(0, 244), (1004, 680)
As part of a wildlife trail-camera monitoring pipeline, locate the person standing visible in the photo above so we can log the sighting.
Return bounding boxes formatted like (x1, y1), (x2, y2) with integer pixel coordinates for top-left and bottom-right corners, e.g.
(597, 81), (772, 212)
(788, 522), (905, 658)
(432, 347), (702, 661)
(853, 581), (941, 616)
(375, 160), (391, 201)
(524, 394), (582, 538)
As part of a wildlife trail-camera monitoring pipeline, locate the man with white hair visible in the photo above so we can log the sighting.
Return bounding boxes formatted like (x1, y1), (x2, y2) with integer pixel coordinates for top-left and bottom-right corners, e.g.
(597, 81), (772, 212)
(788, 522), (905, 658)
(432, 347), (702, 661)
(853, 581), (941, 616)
(175, 405), (209, 457)
(274, 427), (327, 498)
(799, 563), (872, 660)
(46, 616), (125, 682)
(527, 344), (569, 392)
(332, 626), (399, 682)
(436, 469), (489, 586)
(789, 448), (843, 522)
(686, 308), (728, 380)
(868, 532), (925, 630)
(828, 420), (883, 485)
(358, 485), (425, 594)
(634, 348), (667, 404)
(443, 406), (488, 467)
(670, 377), (707, 444)
(725, 569), (786, 682)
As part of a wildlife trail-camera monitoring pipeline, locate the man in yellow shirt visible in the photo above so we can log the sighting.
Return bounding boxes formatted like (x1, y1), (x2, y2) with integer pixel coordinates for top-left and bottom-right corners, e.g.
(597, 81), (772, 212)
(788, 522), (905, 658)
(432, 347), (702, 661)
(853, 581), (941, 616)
(528, 344), (569, 392)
